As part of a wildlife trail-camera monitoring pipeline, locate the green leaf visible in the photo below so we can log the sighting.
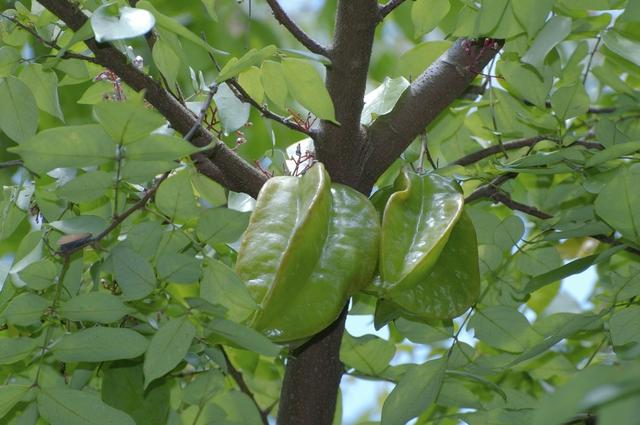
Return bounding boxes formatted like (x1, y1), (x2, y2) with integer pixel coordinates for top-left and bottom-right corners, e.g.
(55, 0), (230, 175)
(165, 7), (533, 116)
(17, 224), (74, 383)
(602, 29), (640, 67)
(493, 215), (525, 251)
(1, 293), (49, 327)
(213, 83), (250, 133)
(585, 141), (640, 168)
(216, 46), (277, 82)
(468, 306), (539, 353)
(18, 259), (59, 291)
(137, 1), (227, 56)
(550, 83), (590, 121)
(124, 134), (201, 161)
(609, 306), (640, 347)
(381, 359), (446, 425)
(102, 360), (171, 425)
(200, 259), (257, 323)
(237, 66), (264, 104)
(0, 76), (38, 143)
(19, 64), (64, 121)
(394, 318), (453, 344)
(0, 385), (30, 418)
(59, 292), (135, 323)
(510, 312), (604, 365)
(90, 3), (155, 43)
(261, 60), (288, 109)
(522, 16), (572, 69)
(340, 333), (396, 376)
(411, 0), (450, 38)
(152, 37), (180, 88)
(49, 215), (108, 235)
(512, 0), (555, 36)
(0, 337), (38, 365)
(53, 327), (148, 362)
(531, 364), (640, 425)
(182, 369), (224, 405)
(524, 246), (622, 294)
(8, 125), (115, 174)
(93, 101), (166, 144)
(201, 0), (217, 20)
(156, 170), (199, 222)
(196, 208), (250, 244)
(499, 61), (550, 109)
(594, 164), (640, 244)
(0, 199), (24, 241)
(111, 245), (157, 300)
(57, 171), (114, 203)
(206, 318), (281, 356)
(282, 58), (337, 123)
(143, 317), (196, 388)
(0, 46), (21, 77)
(37, 387), (136, 425)
(361, 76), (410, 126)
(446, 370), (507, 402)
(156, 253), (201, 284)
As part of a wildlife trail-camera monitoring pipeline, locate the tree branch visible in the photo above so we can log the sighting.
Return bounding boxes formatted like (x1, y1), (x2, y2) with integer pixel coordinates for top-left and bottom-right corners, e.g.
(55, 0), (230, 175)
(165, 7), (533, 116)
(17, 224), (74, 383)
(452, 136), (604, 167)
(226, 79), (312, 135)
(315, 0), (379, 189)
(265, 0), (328, 57)
(38, 0), (267, 198)
(362, 38), (503, 189)
(221, 348), (269, 425)
(277, 307), (347, 425)
(0, 160), (23, 170)
(379, 0), (407, 19)
(466, 174), (640, 257)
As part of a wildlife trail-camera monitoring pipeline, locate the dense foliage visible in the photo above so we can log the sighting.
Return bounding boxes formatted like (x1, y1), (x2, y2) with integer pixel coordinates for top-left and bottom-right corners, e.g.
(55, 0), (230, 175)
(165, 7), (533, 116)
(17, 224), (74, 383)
(1, 0), (640, 424)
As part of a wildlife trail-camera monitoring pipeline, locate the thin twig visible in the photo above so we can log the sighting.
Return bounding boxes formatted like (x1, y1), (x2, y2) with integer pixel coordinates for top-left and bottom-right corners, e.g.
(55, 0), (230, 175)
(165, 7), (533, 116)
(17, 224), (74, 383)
(185, 83), (219, 141)
(58, 172), (170, 256)
(466, 174), (640, 257)
(0, 13), (97, 63)
(0, 160), (23, 169)
(265, 0), (328, 57)
(202, 36), (310, 136)
(464, 173), (517, 203)
(451, 136), (604, 167)
(379, 0), (407, 19)
(583, 35), (602, 85)
(227, 79), (312, 135)
(221, 348), (270, 425)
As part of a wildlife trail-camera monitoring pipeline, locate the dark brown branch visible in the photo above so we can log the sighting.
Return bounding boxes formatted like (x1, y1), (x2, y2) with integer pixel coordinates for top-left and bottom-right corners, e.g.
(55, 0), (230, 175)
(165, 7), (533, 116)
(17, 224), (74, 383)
(265, 0), (328, 57)
(454, 137), (548, 167)
(222, 348), (270, 425)
(315, 0), (379, 189)
(277, 307), (348, 425)
(466, 175), (640, 257)
(0, 160), (23, 170)
(451, 136), (605, 167)
(379, 0), (407, 19)
(362, 38), (503, 189)
(465, 173), (517, 203)
(38, 0), (267, 198)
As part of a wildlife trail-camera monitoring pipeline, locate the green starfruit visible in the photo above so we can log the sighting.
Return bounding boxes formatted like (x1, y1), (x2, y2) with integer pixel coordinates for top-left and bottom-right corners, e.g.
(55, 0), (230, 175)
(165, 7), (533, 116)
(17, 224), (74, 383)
(235, 163), (380, 343)
(375, 171), (480, 321)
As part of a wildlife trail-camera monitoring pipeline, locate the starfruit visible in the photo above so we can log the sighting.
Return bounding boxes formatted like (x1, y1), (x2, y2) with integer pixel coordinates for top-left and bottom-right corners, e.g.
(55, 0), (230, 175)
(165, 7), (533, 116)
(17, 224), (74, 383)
(376, 171), (480, 321)
(235, 163), (380, 343)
